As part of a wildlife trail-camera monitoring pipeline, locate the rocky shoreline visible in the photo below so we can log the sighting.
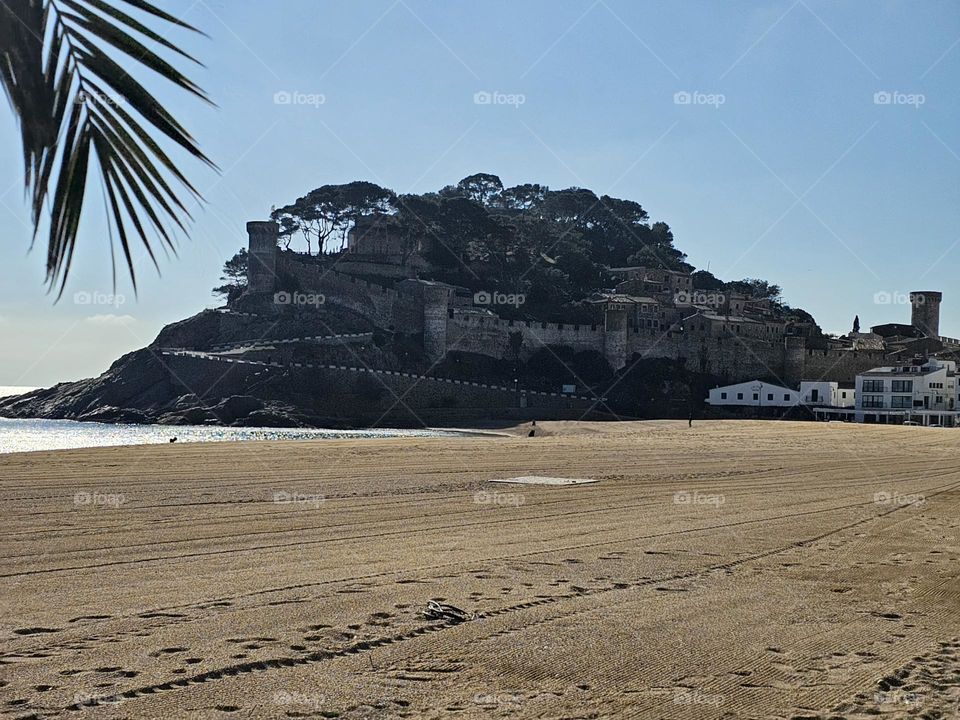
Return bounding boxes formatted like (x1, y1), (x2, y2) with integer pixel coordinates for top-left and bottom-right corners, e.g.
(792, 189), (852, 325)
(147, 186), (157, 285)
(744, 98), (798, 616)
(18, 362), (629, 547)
(0, 305), (362, 429)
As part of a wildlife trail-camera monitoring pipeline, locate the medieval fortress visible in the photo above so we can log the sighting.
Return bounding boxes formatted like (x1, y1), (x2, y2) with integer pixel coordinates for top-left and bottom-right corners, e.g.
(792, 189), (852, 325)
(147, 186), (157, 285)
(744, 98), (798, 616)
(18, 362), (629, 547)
(246, 219), (955, 388)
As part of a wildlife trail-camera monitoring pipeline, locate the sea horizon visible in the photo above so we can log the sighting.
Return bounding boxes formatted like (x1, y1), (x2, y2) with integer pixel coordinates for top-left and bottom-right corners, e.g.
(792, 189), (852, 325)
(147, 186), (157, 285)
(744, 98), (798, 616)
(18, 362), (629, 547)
(0, 386), (39, 398)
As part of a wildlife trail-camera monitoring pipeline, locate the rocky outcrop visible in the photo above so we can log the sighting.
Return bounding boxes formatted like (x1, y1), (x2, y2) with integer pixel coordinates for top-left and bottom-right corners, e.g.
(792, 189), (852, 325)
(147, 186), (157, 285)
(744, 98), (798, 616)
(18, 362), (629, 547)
(0, 305), (313, 428)
(0, 301), (421, 428)
(0, 348), (174, 421)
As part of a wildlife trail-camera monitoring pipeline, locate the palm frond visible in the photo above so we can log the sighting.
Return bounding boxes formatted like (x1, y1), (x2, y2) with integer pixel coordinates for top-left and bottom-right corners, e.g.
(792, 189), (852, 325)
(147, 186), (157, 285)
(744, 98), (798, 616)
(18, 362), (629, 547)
(0, 0), (216, 296)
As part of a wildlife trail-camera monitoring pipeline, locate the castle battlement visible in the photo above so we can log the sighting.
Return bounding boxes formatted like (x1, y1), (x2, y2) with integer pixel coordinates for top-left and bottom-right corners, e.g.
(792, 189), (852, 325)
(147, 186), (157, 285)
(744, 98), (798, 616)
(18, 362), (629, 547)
(244, 220), (949, 386)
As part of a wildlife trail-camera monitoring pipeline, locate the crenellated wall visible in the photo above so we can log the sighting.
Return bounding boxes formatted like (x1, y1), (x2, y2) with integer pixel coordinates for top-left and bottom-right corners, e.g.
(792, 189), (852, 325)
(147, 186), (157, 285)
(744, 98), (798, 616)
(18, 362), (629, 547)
(446, 312), (605, 359)
(245, 221), (898, 389)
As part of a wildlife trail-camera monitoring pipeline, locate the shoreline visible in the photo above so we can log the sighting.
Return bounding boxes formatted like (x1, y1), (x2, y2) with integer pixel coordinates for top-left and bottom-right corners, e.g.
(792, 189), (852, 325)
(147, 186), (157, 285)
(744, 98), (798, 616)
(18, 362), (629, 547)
(0, 417), (469, 456)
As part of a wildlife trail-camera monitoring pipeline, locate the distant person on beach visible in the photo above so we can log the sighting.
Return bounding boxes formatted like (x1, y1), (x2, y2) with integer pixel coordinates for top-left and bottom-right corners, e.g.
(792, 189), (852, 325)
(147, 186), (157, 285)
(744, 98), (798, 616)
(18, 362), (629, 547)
(688, 413), (693, 428)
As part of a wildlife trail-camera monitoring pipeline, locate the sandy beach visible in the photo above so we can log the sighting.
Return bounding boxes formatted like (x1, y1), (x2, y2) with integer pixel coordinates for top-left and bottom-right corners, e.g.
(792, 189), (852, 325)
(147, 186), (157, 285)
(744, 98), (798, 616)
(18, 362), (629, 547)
(1, 420), (958, 719)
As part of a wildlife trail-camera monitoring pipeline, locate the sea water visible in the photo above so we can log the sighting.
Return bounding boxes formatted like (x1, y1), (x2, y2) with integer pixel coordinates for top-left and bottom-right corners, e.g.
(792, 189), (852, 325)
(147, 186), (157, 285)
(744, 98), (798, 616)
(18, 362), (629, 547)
(0, 417), (454, 454)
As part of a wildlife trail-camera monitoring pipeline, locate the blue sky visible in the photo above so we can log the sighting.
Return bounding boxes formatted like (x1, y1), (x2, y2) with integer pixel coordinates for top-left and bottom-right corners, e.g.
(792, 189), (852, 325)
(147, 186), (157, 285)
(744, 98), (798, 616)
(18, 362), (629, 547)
(1, 0), (958, 387)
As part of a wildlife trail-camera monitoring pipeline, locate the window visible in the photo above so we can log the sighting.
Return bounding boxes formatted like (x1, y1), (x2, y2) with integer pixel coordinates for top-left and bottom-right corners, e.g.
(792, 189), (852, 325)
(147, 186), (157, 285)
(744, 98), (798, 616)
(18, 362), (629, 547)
(891, 396), (912, 408)
(752, 393), (759, 401)
(737, 393), (743, 400)
(720, 392), (727, 400)
(892, 380), (913, 392)
(862, 379), (885, 393)
(784, 394), (790, 401)
(861, 395), (885, 408)
(767, 393), (774, 401)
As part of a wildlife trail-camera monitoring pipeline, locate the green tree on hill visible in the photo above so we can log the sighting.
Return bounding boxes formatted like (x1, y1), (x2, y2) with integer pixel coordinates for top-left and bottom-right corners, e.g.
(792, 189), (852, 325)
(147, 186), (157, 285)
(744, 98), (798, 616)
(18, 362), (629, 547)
(212, 249), (247, 302)
(268, 174), (809, 327)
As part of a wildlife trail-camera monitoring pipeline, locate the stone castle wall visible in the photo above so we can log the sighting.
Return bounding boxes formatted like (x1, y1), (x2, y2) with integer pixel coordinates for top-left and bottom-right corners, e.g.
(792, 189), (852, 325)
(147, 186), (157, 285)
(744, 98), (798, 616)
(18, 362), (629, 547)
(275, 253), (422, 332)
(246, 221), (894, 388)
(447, 312), (606, 359)
(163, 353), (591, 414)
(640, 332), (787, 384)
(790, 347), (887, 383)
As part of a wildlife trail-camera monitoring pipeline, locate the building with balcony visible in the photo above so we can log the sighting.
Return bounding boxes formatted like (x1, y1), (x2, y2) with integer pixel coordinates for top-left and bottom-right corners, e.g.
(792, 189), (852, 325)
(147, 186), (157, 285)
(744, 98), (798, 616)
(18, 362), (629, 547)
(854, 357), (957, 426)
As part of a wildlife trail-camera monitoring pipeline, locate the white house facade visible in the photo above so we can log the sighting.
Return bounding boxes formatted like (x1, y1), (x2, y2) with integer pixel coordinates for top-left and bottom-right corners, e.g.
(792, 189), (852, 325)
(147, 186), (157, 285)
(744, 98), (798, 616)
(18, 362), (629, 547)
(799, 381), (857, 421)
(706, 380), (800, 408)
(799, 381), (856, 408)
(855, 358), (957, 427)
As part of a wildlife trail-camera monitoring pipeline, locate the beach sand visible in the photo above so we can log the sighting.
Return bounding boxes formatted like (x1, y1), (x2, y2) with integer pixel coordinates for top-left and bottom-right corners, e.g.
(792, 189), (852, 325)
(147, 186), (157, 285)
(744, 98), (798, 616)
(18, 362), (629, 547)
(1, 420), (958, 719)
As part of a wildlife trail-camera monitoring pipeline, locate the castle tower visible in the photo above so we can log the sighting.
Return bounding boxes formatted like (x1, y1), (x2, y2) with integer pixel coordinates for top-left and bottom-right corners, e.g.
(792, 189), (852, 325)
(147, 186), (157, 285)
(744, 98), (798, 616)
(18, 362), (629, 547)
(910, 291), (942, 337)
(247, 221), (278, 295)
(782, 335), (806, 386)
(603, 304), (629, 370)
(421, 282), (452, 362)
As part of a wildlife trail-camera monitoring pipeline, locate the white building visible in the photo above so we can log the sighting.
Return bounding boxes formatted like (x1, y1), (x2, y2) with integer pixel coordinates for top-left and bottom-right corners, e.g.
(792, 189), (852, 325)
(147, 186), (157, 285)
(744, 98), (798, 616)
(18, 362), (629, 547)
(706, 380), (800, 408)
(799, 381), (856, 408)
(855, 357), (957, 427)
(800, 381), (857, 421)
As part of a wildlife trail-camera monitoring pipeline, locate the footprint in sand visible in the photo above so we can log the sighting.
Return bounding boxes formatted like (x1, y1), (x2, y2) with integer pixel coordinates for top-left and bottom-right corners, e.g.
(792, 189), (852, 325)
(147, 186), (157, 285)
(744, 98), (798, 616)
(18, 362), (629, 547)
(148, 646), (188, 657)
(137, 612), (185, 619)
(12, 627), (60, 635)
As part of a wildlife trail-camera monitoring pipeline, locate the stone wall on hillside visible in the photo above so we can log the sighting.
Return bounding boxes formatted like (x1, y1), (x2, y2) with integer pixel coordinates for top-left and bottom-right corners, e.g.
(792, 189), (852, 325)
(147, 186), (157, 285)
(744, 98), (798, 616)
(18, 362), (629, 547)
(162, 354), (592, 415)
(244, 220), (891, 388)
(446, 312), (606, 359)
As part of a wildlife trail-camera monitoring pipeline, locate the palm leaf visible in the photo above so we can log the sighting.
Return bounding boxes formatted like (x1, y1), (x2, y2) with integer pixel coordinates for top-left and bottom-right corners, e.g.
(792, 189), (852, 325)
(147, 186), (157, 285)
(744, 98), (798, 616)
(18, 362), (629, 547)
(0, 0), (216, 296)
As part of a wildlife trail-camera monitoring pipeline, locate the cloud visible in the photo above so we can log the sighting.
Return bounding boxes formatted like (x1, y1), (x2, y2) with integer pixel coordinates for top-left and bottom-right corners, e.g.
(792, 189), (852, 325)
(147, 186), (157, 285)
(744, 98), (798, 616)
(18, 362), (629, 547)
(84, 314), (137, 326)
